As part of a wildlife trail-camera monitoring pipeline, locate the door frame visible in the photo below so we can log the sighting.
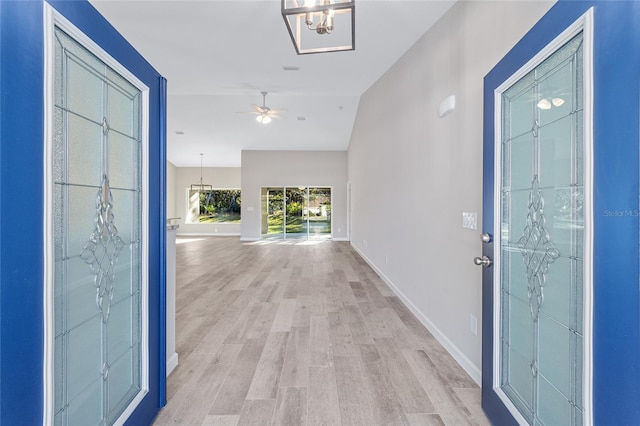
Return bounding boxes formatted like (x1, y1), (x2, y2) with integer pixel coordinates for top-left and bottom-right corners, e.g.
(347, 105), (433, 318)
(482, 4), (595, 424)
(42, 4), (152, 424)
(3, 0), (166, 424)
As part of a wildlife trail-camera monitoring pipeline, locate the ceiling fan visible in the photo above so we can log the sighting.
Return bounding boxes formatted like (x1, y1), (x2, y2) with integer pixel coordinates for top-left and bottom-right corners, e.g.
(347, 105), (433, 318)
(244, 91), (285, 124)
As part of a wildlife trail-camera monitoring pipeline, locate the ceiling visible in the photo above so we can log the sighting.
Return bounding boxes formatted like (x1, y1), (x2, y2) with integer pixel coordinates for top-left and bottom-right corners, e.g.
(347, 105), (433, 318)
(89, 0), (456, 167)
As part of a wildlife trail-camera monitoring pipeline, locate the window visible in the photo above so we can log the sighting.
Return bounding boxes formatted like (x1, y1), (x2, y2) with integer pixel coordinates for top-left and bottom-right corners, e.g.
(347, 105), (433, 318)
(187, 189), (241, 223)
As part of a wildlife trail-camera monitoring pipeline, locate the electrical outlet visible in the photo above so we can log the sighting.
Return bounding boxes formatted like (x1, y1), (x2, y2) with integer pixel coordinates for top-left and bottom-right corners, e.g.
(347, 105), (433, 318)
(470, 314), (478, 336)
(363, 239), (368, 248)
(385, 255), (389, 264)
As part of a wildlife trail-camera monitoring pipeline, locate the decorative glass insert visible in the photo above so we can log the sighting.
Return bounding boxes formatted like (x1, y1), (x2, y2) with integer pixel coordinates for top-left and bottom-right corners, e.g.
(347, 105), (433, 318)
(516, 175), (560, 321)
(79, 174), (125, 323)
(53, 27), (142, 425)
(500, 33), (584, 425)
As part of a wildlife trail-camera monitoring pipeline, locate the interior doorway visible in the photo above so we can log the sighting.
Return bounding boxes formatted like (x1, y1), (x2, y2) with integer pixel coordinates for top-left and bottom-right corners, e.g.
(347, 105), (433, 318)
(261, 186), (331, 240)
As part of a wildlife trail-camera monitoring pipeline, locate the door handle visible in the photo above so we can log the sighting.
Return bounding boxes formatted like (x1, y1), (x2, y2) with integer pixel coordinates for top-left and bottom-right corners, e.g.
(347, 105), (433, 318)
(473, 255), (492, 268)
(480, 233), (492, 243)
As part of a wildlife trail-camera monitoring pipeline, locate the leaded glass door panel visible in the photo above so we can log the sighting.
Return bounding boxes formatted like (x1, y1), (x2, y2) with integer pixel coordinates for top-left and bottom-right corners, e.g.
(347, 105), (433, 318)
(52, 26), (145, 425)
(481, 12), (592, 425)
(498, 32), (584, 424)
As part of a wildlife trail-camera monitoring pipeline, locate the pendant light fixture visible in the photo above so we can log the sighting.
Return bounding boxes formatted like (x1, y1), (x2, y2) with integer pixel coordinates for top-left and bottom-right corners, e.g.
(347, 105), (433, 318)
(190, 153), (213, 192)
(282, 0), (355, 55)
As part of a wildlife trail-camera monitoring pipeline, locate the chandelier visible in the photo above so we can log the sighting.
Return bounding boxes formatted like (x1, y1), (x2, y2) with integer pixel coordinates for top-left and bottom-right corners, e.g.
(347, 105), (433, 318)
(282, 0), (355, 55)
(190, 153), (213, 192)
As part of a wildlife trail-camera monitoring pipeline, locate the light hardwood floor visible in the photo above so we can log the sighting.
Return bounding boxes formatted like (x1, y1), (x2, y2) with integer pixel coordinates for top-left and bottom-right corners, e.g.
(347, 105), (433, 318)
(153, 237), (490, 426)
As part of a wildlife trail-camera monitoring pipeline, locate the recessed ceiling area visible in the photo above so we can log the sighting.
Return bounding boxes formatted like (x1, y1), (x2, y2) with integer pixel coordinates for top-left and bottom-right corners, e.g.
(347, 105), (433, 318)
(89, 0), (456, 167)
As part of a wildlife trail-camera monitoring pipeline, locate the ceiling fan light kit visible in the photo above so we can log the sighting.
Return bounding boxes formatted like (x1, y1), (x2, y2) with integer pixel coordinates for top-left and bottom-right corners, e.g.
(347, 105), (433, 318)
(282, 0), (355, 55)
(244, 91), (285, 125)
(256, 115), (272, 124)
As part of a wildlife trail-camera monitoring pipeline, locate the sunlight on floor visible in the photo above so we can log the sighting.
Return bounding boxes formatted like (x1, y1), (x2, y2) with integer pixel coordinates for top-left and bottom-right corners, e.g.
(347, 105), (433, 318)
(176, 237), (206, 245)
(243, 239), (327, 246)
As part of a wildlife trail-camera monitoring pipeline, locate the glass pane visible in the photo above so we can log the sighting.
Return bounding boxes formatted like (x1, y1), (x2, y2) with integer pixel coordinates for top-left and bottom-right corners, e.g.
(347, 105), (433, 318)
(66, 57), (104, 124)
(66, 315), (102, 403)
(499, 32), (584, 424)
(67, 380), (102, 426)
(539, 116), (573, 189)
(187, 190), (200, 224)
(537, 61), (574, 127)
(508, 297), (534, 360)
(506, 349), (534, 416)
(506, 133), (535, 192)
(263, 188), (284, 238)
(108, 132), (138, 190)
(65, 256), (98, 330)
(110, 188), (136, 241)
(503, 73), (535, 139)
(308, 187), (331, 239)
(538, 256), (572, 326)
(53, 26), (143, 426)
(192, 189), (242, 223)
(107, 82), (136, 137)
(538, 375), (571, 425)
(67, 114), (102, 186)
(67, 185), (101, 255)
(285, 187), (309, 239)
(538, 314), (571, 397)
(107, 68), (141, 140)
(53, 107), (65, 183)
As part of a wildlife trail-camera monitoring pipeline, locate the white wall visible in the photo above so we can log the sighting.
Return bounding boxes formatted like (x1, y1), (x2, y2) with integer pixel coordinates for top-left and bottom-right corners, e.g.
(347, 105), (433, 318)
(167, 161), (177, 220)
(348, 0), (554, 383)
(174, 166), (242, 235)
(241, 150), (348, 241)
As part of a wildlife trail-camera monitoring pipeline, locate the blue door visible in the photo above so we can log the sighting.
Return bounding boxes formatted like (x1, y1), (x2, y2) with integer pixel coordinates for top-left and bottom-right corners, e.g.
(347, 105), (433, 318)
(482, 1), (640, 424)
(0, 1), (166, 424)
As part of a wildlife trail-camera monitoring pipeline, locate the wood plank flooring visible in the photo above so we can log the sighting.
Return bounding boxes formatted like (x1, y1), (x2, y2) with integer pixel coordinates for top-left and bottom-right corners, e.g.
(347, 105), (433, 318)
(153, 237), (489, 426)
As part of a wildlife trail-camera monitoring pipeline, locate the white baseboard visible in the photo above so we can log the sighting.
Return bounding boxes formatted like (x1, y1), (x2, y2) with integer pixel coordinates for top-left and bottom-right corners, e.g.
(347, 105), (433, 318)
(332, 237), (349, 241)
(350, 242), (482, 386)
(240, 237), (260, 241)
(166, 352), (179, 377)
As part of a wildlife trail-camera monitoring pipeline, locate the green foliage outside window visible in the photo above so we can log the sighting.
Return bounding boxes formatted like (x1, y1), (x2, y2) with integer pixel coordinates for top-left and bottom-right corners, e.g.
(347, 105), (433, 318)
(196, 189), (241, 223)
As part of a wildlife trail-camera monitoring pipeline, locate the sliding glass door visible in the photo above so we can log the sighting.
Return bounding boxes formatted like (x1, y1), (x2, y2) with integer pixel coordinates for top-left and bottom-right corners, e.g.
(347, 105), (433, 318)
(261, 187), (331, 240)
(285, 187), (309, 239)
(261, 187), (284, 239)
(308, 187), (331, 239)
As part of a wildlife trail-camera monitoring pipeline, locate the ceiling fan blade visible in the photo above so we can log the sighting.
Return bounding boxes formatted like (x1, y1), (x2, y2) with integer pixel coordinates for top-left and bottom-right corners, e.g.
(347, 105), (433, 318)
(250, 104), (265, 113)
(266, 111), (283, 119)
(269, 108), (287, 114)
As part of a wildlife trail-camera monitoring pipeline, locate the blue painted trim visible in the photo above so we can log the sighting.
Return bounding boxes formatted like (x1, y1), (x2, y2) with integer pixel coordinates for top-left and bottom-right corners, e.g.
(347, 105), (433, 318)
(590, 1), (640, 422)
(0, 2), (45, 424)
(158, 75), (168, 408)
(0, 1), (166, 424)
(0, 2), (3, 421)
(483, 1), (640, 424)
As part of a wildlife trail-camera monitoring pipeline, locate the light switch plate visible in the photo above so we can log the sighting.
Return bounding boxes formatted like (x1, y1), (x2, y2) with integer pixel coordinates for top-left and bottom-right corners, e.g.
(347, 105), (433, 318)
(462, 212), (477, 230)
